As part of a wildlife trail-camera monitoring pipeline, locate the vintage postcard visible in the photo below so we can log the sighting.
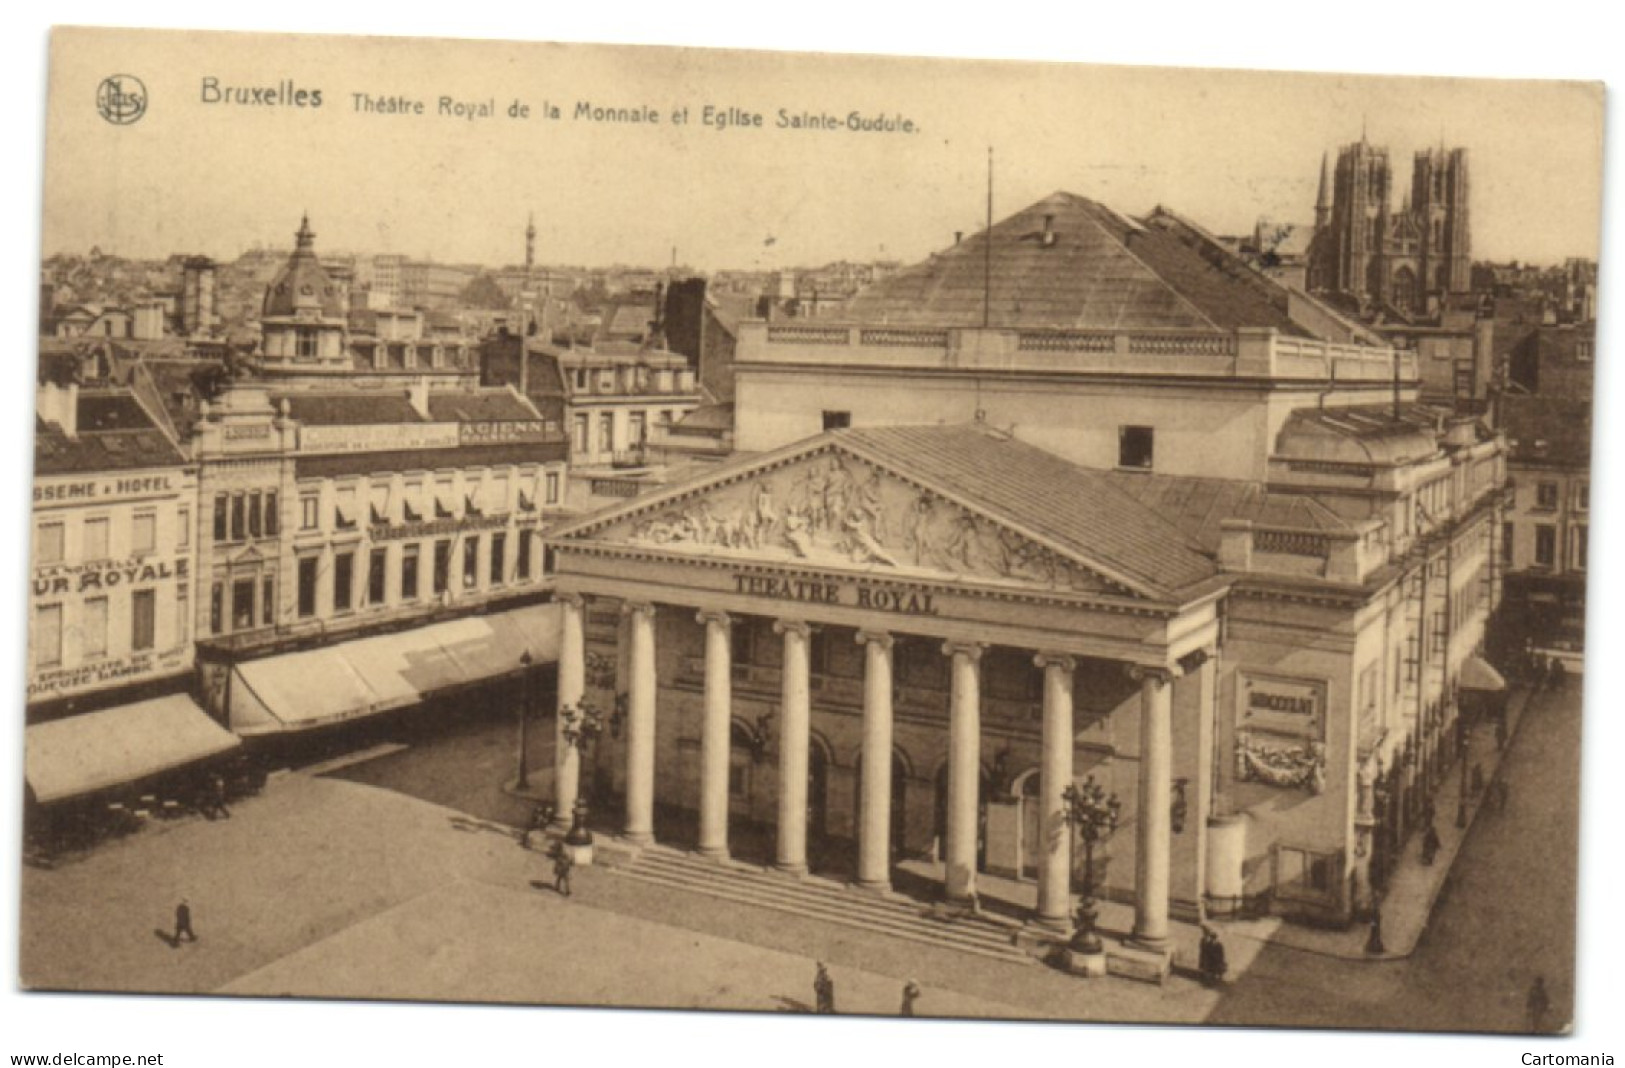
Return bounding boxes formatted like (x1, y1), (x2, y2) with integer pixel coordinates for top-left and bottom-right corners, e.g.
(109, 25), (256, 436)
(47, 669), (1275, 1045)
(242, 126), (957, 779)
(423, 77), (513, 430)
(15, 21), (1608, 1059)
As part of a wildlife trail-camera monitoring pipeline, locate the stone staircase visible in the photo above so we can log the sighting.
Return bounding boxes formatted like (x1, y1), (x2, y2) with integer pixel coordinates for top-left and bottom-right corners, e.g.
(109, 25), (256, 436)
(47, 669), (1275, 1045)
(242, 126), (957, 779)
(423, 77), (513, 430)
(606, 844), (1037, 966)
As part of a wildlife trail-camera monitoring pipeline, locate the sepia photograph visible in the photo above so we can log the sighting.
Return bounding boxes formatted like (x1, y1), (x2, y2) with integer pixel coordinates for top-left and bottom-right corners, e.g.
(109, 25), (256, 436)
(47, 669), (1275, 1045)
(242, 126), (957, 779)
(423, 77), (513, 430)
(2, 7), (1620, 1067)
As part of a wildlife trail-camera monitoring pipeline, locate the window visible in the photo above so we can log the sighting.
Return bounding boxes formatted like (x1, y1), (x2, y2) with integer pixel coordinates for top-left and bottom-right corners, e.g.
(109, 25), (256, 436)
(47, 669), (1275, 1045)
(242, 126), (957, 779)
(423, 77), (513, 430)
(131, 589), (156, 652)
(517, 533), (532, 581)
(82, 597), (109, 659)
(333, 552), (355, 612)
(629, 412), (646, 446)
(433, 540), (452, 594)
(490, 474), (510, 514)
(1574, 482), (1589, 512)
(1119, 425), (1154, 470)
(572, 414), (588, 454)
(546, 471), (560, 504)
(296, 327), (318, 359)
(232, 578), (255, 631)
(598, 413), (614, 453)
(1535, 524), (1557, 568)
(463, 536), (480, 589)
(1535, 482), (1559, 511)
(401, 546), (420, 601)
(83, 517), (110, 560)
(404, 481), (424, 522)
(177, 584), (190, 642)
(1572, 526), (1588, 572)
(35, 522), (64, 565)
(214, 494), (228, 541)
(574, 368), (588, 390)
(435, 477), (455, 519)
(821, 410), (851, 431)
(490, 533), (506, 585)
(367, 548), (388, 606)
(34, 604), (62, 668)
(301, 494), (319, 531)
(265, 492), (278, 536)
(261, 577), (274, 626)
(130, 512), (157, 554)
(297, 557), (318, 618)
(335, 487), (358, 530)
(1502, 522), (1514, 564)
(247, 492), (264, 538)
(211, 582), (224, 634)
(177, 507), (190, 549)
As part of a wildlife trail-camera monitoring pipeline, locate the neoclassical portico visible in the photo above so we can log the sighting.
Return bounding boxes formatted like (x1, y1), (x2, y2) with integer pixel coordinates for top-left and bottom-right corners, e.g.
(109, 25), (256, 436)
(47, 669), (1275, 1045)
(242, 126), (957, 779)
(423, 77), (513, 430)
(547, 426), (1224, 941)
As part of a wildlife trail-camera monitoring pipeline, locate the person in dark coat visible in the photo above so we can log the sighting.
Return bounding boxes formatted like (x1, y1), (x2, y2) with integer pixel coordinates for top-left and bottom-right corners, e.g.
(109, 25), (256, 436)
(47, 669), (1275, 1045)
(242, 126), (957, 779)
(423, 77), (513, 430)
(1528, 976), (1551, 1032)
(173, 898), (196, 945)
(552, 846), (574, 897)
(814, 962), (835, 1014)
(1421, 822), (1441, 866)
(1198, 926), (1228, 986)
(900, 979), (921, 1016)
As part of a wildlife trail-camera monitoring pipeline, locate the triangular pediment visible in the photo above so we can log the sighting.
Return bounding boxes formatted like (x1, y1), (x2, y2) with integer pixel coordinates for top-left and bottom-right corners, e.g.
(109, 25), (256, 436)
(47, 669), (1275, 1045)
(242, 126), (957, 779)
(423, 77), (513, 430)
(555, 440), (1155, 599)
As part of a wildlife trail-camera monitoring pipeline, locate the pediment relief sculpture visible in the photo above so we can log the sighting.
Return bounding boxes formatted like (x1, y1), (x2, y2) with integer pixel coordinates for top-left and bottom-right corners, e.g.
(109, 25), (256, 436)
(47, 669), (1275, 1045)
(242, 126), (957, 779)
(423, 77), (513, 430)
(597, 451), (1124, 595)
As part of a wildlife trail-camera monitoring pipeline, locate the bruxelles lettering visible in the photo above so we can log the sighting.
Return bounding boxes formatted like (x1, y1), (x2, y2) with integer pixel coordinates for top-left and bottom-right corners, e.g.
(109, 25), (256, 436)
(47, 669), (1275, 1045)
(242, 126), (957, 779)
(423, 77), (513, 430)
(33, 558), (188, 596)
(732, 574), (937, 616)
(202, 77), (322, 108)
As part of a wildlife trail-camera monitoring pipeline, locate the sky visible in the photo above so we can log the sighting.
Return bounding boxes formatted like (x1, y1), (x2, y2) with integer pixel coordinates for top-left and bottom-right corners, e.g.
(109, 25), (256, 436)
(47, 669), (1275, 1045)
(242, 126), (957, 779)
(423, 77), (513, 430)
(5, 6), (1625, 1068)
(39, 29), (1604, 272)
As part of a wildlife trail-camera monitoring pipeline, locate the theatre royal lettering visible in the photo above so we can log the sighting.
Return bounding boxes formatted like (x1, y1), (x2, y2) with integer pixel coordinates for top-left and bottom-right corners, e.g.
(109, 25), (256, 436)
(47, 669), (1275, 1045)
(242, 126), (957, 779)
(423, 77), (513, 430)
(732, 572), (939, 616)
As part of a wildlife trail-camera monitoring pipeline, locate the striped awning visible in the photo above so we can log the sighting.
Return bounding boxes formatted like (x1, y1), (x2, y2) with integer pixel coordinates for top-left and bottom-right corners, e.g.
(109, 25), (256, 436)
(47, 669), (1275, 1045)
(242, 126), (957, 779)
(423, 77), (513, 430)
(229, 602), (560, 735)
(26, 694), (241, 805)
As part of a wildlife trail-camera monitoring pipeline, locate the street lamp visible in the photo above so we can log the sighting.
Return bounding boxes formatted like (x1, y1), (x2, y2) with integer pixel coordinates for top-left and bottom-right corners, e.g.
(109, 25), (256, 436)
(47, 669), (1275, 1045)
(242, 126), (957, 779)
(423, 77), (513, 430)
(560, 698), (605, 847)
(515, 649), (534, 791)
(1061, 776), (1121, 955)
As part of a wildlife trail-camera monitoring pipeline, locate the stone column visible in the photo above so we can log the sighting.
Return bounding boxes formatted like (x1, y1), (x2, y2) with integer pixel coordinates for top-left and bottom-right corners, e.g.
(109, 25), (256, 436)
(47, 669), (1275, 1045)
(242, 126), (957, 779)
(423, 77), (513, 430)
(696, 609), (733, 860)
(623, 601), (658, 846)
(1035, 652), (1076, 930)
(774, 619), (812, 876)
(943, 641), (985, 905)
(856, 630), (895, 891)
(553, 593), (586, 821)
(1132, 664), (1176, 950)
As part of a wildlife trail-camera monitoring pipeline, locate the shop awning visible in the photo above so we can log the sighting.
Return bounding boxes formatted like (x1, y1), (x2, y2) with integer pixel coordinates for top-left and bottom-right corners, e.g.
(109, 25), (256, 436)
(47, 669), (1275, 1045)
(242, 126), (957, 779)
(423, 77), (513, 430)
(229, 602), (561, 735)
(1459, 655), (1508, 692)
(25, 694), (241, 805)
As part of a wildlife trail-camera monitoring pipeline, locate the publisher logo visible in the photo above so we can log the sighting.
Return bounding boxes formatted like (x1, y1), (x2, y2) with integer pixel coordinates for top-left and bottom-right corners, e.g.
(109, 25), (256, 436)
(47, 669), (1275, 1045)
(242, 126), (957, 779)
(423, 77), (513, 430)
(96, 74), (147, 125)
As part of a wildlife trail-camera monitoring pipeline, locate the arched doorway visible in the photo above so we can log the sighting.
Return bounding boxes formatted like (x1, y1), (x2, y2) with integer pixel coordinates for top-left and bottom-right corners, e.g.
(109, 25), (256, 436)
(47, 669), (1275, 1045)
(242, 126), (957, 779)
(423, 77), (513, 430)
(1016, 768), (1042, 880)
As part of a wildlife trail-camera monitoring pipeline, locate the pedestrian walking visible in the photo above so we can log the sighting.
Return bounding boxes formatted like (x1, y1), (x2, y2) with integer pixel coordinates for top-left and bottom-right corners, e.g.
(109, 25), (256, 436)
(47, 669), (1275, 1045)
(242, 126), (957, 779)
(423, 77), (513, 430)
(1198, 926), (1228, 987)
(207, 773), (231, 820)
(813, 962), (835, 1014)
(1364, 906), (1385, 955)
(172, 898), (196, 946)
(552, 845), (574, 897)
(1527, 976), (1551, 1032)
(1420, 821), (1441, 866)
(900, 979), (921, 1017)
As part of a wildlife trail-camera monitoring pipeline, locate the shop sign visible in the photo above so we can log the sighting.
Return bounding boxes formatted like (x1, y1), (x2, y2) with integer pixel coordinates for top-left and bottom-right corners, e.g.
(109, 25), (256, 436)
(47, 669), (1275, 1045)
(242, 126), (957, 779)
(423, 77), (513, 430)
(34, 471), (186, 506)
(370, 514), (513, 542)
(301, 423), (460, 454)
(27, 646), (191, 699)
(460, 420), (553, 445)
(33, 556), (190, 596)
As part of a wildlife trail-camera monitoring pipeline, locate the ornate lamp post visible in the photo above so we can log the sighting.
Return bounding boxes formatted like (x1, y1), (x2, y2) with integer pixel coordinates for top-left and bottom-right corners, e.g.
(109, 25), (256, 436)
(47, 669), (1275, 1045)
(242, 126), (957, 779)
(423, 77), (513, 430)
(514, 650), (534, 791)
(560, 698), (605, 848)
(1061, 776), (1121, 955)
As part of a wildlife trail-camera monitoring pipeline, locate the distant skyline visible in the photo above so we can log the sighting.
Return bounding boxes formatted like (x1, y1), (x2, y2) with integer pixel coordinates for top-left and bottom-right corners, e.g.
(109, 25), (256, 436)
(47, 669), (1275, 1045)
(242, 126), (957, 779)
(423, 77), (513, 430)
(42, 31), (1605, 276)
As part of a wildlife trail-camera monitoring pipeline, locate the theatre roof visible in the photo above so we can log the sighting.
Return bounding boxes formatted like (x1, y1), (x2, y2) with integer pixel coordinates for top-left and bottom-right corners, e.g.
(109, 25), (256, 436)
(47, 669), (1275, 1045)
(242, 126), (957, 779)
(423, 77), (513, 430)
(1102, 472), (1353, 554)
(842, 191), (1311, 336)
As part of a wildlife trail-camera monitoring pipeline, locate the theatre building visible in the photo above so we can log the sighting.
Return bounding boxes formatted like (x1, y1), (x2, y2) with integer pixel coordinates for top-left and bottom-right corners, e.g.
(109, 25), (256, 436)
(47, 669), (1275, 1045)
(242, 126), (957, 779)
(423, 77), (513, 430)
(545, 193), (1506, 941)
(27, 371), (239, 818)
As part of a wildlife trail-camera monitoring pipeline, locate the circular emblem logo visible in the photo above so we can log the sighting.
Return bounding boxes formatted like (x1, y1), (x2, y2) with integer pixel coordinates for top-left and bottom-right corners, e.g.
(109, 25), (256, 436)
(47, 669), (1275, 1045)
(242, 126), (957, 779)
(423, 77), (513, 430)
(96, 75), (147, 125)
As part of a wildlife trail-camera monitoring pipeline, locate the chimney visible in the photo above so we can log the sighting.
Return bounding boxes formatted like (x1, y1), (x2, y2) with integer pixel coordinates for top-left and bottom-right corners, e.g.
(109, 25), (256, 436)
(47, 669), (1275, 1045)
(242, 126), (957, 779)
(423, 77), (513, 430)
(38, 378), (79, 439)
(954, 231), (963, 246)
(1041, 214), (1057, 248)
(408, 376), (431, 420)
